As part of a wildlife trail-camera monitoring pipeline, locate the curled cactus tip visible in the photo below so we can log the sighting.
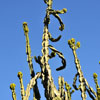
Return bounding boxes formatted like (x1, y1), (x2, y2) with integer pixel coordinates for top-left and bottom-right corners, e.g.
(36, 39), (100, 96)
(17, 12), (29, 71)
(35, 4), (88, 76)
(59, 24), (64, 31)
(17, 71), (23, 79)
(10, 83), (16, 90)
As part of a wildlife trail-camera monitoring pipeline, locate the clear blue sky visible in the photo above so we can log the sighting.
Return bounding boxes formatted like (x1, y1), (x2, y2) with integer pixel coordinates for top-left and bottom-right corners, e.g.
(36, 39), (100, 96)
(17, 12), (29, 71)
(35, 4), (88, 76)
(0, 0), (100, 100)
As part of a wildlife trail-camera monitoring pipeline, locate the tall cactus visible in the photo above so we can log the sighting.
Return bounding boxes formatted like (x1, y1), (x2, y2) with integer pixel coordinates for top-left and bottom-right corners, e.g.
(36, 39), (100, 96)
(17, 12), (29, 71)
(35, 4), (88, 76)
(68, 38), (97, 100)
(34, 0), (67, 99)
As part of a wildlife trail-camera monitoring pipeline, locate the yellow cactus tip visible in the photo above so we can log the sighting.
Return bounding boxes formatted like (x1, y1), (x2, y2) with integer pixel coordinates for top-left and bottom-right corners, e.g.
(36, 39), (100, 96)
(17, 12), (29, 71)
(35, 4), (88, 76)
(59, 24), (64, 31)
(63, 8), (67, 13)
(99, 61), (100, 64)
(68, 40), (72, 45)
(76, 41), (80, 48)
(71, 38), (75, 43)
(10, 83), (16, 90)
(93, 73), (98, 78)
(17, 71), (23, 78)
(23, 22), (27, 25)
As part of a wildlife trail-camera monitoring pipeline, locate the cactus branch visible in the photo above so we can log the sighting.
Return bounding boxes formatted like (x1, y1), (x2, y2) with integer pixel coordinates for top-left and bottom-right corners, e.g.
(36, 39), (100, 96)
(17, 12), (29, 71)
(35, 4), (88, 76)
(25, 72), (41, 100)
(68, 38), (97, 100)
(48, 32), (62, 42)
(17, 72), (25, 100)
(10, 83), (17, 100)
(49, 45), (66, 71)
(23, 22), (41, 100)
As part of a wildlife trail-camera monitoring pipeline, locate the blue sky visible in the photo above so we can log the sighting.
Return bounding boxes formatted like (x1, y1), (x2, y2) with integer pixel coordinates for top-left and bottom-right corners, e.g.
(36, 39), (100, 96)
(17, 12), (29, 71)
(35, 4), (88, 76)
(0, 0), (100, 100)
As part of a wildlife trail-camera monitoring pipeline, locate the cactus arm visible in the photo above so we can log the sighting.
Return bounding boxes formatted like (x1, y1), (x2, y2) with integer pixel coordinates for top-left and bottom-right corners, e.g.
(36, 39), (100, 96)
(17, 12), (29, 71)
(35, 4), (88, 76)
(48, 32), (62, 42)
(73, 73), (81, 90)
(49, 8), (67, 31)
(93, 73), (100, 100)
(17, 72), (25, 100)
(34, 56), (42, 65)
(86, 88), (96, 100)
(44, 0), (48, 5)
(25, 72), (41, 100)
(48, 51), (56, 59)
(58, 77), (65, 99)
(10, 83), (17, 100)
(68, 38), (97, 100)
(52, 13), (64, 31)
(48, 45), (66, 71)
(84, 78), (97, 98)
(65, 82), (75, 100)
(23, 22), (41, 100)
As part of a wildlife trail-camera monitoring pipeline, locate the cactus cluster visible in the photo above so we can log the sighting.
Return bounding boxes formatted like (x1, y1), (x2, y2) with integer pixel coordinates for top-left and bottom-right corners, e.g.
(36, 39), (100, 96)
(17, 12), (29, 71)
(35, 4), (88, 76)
(10, 0), (100, 100)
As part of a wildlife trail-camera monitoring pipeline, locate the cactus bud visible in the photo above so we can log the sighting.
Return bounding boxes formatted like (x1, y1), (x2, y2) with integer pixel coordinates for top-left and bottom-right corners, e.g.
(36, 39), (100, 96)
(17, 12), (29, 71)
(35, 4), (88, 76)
(63, 8), (67, 13)
(76, 42), (80, 48)
(71, 38), (75, 43)
(93, 73), (98, 78)
(17, 71), (23, 79)
(10, 83), (16, 90)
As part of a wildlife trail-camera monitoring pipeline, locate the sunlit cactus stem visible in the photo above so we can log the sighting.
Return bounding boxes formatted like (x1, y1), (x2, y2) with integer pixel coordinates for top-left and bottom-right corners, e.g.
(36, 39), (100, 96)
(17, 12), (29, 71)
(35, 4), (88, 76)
(10, 83), (17, 100)
(23, 22), (41, 100)
(93, 73), (100, 100)
(65, 82), (75, 100)
(17, 72), (25, 100)
(68, 38), (97, 100)
(38, 0), (67, 99)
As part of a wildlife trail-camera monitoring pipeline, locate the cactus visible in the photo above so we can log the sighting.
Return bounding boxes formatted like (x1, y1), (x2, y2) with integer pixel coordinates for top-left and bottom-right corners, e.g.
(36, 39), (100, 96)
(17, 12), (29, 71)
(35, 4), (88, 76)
(68, 38), (97, 100)
(10, 0), (100, 100)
